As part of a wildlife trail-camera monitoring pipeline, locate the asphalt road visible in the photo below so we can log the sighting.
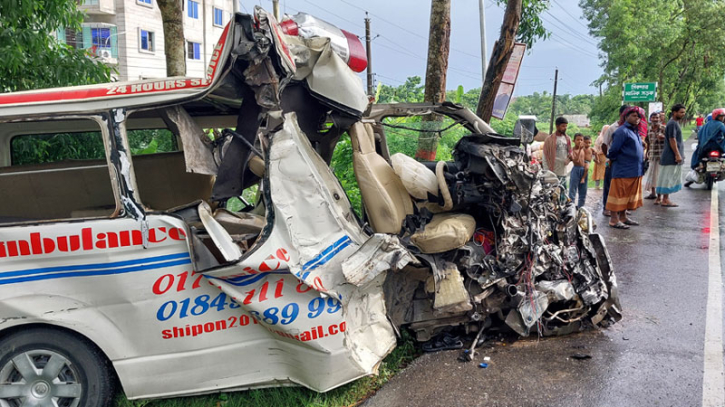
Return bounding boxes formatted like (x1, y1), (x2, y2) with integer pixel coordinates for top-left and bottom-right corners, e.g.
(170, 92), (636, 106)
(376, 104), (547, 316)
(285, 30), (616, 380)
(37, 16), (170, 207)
(365, 142), (724, 406)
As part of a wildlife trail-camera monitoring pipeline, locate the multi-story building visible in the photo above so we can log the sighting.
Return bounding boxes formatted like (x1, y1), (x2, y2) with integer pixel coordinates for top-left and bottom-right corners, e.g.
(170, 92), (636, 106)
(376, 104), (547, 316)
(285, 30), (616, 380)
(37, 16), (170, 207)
(62, 0), (236, 80)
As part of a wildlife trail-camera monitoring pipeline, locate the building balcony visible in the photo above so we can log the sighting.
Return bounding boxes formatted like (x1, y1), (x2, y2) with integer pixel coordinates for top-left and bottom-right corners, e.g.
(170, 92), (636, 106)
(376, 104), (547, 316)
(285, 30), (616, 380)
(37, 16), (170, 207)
(77, 0), (116, 15)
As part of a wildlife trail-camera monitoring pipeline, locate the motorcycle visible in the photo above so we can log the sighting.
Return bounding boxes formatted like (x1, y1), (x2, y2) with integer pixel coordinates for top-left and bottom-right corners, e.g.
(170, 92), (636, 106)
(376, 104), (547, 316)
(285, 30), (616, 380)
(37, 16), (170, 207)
(688, 144), (725, 190)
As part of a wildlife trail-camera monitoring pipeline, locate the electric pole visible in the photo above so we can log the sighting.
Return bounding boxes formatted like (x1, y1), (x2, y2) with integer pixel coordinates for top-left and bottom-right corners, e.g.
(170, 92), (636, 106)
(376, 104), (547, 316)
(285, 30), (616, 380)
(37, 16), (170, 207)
(549, 68), (559, 134)
(479, 0), (487, 81)
(365, 13), (373, 96)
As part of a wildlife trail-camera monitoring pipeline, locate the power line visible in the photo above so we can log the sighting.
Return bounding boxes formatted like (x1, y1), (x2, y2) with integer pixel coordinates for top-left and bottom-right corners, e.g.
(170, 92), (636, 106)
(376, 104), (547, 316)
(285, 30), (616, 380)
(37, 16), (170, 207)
(301, 0), (362, 30)
(542, 11), (598, 47)
(376, 73), (406, 84)
(374, 39), (482, 78)
(336, 0), (482, 60)
(548, 31), (599, 58)
(550, 0), (591, 31)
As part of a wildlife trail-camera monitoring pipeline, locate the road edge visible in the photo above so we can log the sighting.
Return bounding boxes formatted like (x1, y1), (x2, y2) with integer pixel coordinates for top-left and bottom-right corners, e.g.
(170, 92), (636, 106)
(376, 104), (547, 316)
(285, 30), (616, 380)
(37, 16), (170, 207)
(703, 183), (724, 406)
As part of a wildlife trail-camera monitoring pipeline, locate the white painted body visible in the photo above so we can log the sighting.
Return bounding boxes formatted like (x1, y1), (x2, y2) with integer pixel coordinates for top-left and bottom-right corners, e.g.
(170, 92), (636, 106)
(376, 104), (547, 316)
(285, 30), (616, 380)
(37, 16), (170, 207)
(0, 10), (400, 400)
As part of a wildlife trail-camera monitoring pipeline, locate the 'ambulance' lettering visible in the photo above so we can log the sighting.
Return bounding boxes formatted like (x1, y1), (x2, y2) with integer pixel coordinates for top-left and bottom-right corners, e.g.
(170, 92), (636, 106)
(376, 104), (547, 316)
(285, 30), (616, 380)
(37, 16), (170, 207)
(0, 227), (187, 258)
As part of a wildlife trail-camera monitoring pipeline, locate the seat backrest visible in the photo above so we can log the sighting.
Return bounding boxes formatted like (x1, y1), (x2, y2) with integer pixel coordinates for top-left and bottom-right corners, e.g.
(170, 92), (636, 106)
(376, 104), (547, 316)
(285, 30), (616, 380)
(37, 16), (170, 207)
(133, 151), (214, 210)
(390, 152), (439, 200)
(349, 122), (414, 234)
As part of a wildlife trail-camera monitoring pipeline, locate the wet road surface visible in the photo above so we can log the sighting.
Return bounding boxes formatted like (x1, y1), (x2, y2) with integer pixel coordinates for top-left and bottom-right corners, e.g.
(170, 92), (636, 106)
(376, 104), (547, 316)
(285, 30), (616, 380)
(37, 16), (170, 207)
(366, 145), (723, 406)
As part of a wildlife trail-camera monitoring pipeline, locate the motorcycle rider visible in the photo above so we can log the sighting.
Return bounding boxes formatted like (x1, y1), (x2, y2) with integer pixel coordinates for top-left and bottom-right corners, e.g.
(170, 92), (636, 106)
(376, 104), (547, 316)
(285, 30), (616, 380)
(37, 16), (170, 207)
(686, 108), (725, 187)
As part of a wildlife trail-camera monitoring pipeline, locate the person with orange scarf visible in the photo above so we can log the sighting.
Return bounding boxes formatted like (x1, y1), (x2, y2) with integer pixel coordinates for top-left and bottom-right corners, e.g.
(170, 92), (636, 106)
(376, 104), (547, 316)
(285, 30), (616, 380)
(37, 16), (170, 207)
(542, 117), (573, 196)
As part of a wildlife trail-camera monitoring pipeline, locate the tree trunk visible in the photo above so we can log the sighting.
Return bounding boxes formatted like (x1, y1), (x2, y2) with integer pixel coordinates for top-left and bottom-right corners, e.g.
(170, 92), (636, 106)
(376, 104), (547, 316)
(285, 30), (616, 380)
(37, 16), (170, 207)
(157, 0), (186, 77)
(475, 0), (522, 122)
(415, 0), (451, 161)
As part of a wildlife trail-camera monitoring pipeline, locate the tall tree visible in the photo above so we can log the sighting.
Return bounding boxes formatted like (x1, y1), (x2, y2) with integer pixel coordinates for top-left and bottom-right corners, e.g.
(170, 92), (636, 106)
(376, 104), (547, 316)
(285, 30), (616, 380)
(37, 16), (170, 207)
(0, 0), (113, 93)
(415, 0), (452, 161)
(581, 0), (725, 120)
(157, 0), (186, 76)
(476, 0), (549, 121)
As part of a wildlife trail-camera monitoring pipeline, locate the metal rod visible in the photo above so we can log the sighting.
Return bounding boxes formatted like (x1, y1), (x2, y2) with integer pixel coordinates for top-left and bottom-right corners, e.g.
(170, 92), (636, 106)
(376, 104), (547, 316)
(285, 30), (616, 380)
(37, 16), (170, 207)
(479, 0), (487, 81)
(365, 13), (373, 96)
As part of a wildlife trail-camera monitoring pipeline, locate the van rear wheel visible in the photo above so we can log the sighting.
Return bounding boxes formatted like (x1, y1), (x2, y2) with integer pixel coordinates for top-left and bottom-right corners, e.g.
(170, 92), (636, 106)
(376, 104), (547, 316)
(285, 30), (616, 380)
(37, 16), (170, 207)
(0, 328), (114, 407)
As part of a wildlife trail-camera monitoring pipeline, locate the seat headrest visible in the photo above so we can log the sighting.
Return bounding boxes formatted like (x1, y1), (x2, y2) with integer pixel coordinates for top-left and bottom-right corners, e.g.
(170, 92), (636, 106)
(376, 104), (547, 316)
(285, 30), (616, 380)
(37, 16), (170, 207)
(350, 122), (376, 154)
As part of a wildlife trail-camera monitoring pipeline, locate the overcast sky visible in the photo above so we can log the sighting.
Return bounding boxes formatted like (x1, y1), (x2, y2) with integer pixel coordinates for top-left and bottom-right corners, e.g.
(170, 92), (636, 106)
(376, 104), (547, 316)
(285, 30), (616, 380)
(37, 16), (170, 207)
(243, 0), (603, 97)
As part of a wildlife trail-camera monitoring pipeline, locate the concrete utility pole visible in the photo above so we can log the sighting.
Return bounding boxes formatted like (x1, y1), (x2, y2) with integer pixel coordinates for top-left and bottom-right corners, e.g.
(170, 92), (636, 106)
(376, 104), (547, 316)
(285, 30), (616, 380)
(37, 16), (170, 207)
(549, 68), (559, 134)
(365, 13), (373, 96)
(479, 0), (487, 81)
(272, 0), (280, 20)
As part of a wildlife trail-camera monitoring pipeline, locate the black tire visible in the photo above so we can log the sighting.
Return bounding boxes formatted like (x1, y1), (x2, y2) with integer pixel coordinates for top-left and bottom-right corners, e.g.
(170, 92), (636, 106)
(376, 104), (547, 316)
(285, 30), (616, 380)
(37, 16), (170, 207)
(707, 176), (714, 190)
(0, 327), (114, 407)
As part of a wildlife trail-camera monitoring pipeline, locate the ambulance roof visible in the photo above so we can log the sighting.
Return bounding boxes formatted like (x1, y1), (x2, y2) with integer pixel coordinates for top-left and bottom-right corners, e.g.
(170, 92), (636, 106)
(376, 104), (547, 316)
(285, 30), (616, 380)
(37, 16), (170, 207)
(0, 23), (235, 120)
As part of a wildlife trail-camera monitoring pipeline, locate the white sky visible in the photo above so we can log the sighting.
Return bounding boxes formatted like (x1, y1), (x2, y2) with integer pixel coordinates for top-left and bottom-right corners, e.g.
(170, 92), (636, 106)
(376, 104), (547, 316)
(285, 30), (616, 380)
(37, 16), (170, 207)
(242, 0), (603, 96)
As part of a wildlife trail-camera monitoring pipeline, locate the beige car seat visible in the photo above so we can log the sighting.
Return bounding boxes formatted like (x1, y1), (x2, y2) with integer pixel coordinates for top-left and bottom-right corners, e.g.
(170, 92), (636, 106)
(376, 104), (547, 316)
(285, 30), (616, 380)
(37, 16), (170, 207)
(349, 122), (475, 254)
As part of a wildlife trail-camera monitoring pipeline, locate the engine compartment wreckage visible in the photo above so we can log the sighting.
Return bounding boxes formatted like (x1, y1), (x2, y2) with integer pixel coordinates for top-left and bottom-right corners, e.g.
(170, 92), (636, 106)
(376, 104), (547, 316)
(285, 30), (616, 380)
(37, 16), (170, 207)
(0, 6), (622, 396)
(368, 107), (623, 341)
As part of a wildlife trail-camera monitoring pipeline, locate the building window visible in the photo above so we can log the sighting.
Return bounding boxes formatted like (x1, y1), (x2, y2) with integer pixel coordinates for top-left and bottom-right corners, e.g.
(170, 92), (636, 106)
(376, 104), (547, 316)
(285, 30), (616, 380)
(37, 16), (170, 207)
(187, 0), (199, 19)
(140, 29), (154, 52)
(213, 7), (223, 26)
(91, 27), (111, 49)
(187, 41), (201, 60)
(137, 0), (152, 5)
(64, 28), (83, 49)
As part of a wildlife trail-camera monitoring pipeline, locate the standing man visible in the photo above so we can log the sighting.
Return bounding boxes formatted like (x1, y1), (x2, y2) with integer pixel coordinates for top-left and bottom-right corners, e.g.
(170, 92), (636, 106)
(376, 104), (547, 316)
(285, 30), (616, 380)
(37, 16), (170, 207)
(606, 107), (645, 229)
(543, 117), (572, 194)
(696, 114), (705, 134)
(656, 104), (687, 207)
(644, 111), (665, 204)
(600, 105), (630, 216)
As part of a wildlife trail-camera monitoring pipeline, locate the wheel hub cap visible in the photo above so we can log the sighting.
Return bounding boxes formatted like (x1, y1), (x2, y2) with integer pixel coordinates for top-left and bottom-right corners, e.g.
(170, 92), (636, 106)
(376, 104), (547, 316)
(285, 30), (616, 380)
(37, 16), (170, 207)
(31, 381), (50, 398)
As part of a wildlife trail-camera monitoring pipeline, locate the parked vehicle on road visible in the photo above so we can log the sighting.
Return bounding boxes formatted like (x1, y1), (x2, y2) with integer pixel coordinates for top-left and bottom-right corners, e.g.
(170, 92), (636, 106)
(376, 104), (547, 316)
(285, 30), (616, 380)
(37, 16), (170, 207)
(0, 7), (621, 406)
(689, 146), (725, 190)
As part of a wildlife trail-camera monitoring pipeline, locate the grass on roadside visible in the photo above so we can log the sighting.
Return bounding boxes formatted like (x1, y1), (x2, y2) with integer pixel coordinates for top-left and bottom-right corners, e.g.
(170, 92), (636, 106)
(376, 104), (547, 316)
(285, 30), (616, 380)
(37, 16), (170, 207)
(115, 331), (421, 407)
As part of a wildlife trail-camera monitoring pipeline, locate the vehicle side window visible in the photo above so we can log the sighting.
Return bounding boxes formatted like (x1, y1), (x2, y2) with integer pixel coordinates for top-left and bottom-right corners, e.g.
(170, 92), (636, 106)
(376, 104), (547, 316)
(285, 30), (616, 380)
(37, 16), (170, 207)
(127, 128), (178, 155)
(1, 120), (117, 223)
(10, 131), (104, 166)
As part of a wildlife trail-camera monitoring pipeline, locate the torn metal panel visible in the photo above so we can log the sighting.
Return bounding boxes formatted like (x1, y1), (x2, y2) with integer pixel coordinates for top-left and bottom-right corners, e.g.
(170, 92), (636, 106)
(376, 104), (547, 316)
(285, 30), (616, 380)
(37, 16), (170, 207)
(287, 36), (369, 116)
(342, 234), (417, 287)
(433, 262), (472, 313)
(201, 112), (398, 391)
(159, 106), (218, 176)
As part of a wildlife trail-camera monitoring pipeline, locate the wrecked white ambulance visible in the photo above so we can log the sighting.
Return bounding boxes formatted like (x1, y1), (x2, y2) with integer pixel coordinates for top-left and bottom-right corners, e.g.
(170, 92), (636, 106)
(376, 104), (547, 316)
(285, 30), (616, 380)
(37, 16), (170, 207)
(0, 7), (621, 406)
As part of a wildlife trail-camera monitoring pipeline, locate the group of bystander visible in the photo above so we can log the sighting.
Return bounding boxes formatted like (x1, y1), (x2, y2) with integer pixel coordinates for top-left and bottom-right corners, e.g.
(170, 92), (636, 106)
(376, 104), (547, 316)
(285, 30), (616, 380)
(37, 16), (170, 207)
(542, 104), (688, 230)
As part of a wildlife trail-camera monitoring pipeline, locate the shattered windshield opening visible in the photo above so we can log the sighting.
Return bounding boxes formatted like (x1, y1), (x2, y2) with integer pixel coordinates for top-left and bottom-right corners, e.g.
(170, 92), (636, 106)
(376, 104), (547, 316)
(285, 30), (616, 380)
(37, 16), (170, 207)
(381, 114), (469, 162)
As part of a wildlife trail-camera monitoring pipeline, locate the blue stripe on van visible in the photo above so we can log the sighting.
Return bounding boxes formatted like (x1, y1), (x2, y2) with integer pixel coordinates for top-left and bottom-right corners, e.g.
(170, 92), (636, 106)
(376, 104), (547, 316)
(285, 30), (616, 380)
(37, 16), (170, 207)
(0, 252), (191, 285)
(209, 271), (288, 287)
(301, 236), (352, 273)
